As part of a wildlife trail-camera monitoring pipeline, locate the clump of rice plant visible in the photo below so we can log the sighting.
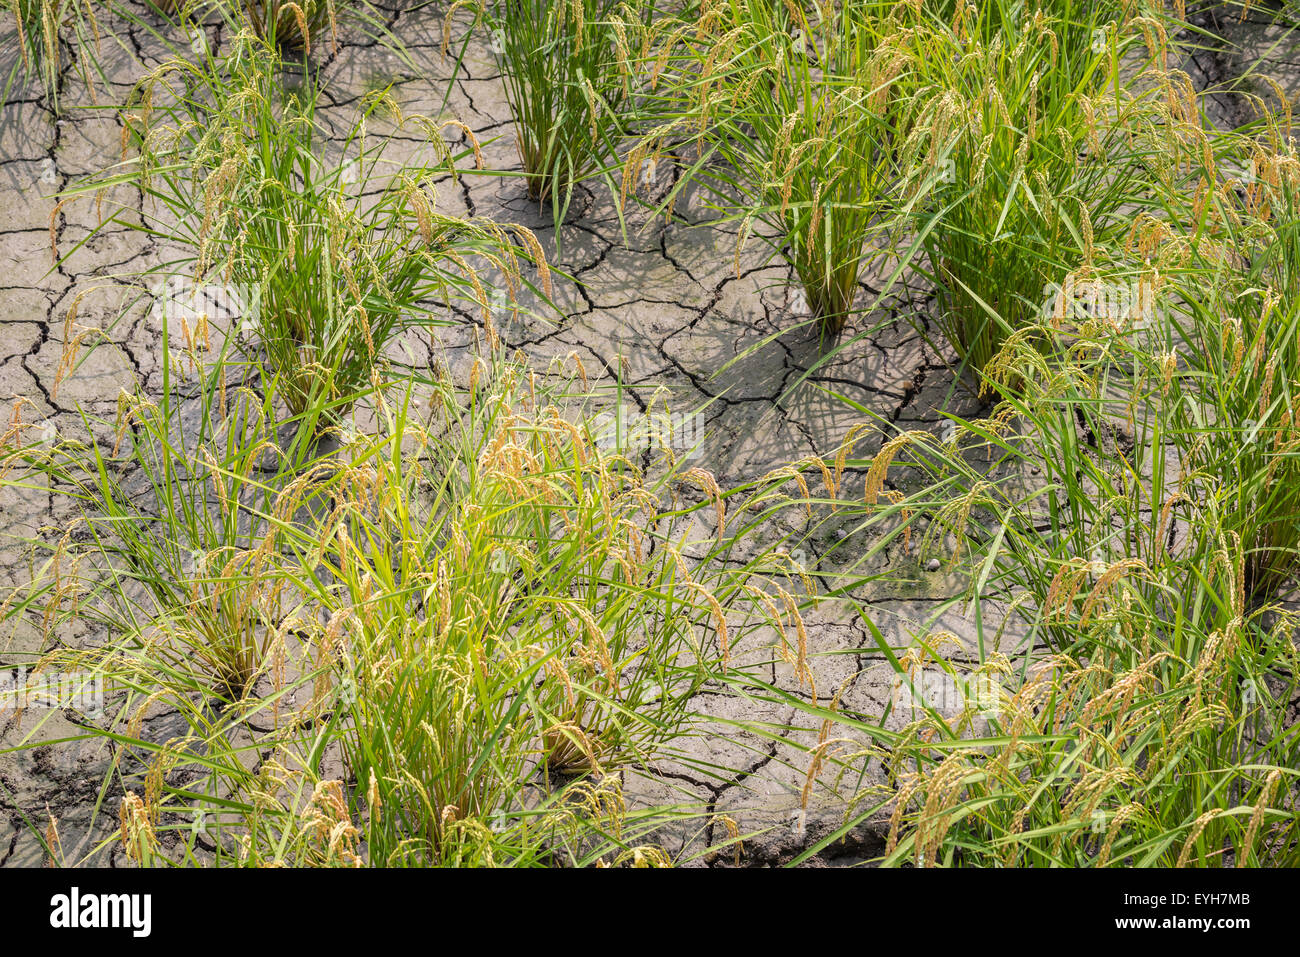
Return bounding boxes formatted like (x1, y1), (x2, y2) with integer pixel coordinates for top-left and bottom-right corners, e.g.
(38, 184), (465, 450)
(1138, 106), (1300, 596)
(850, 457), (1300, 867)
(317, 368), (726, 863)
(900, 5), (1152, 382)
(456, 0), (648, 222)
(627, 0), (920, 340)
(6, 346), (811, 865)
(2, 338), (321, 700)
(863, 589), (1299, 867)
(776, 310), (1300, 865)
(69, 32), (549, 429)
(235, 0), (337, 50)
(2, 0), (128, 111)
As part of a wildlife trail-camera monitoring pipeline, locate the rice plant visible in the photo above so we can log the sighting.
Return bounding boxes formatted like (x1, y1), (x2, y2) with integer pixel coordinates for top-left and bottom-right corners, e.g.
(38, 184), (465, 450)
(1138, 110), (1300, 596)
(2, 338), (318, 701)
(769, 81), (1300, 856)
(865, 587), (1300, 867)
(776, 306), (1300, 865)
(66, 32), (550, 430)
(463, 0), (649, 223)
(899, 5), (1154, 382)
(2, 0), (127, 111)
(6, 340), (814, 865)
(625, 0), (922, 341)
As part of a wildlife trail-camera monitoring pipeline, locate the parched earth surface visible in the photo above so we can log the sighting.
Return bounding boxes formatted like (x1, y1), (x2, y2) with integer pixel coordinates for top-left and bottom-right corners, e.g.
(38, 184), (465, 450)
(0, 2), (1296, 867)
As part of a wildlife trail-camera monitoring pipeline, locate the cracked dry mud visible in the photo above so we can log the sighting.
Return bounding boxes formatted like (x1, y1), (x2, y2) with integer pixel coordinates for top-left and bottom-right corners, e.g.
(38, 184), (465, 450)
(1, 2), (1296, 867)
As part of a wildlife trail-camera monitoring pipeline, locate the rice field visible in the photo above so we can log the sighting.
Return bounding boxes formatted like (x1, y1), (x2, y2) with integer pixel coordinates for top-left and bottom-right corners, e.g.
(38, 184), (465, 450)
(0, 0), (1298, 870)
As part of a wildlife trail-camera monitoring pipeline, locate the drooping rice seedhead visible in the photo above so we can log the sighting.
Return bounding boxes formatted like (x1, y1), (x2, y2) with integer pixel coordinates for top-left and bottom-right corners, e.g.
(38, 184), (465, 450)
(800, 729), (847, 815)
(41, 1), (57, 73)
(0, 395), (37, 457)
(1175, 809), (1224, 868)
(881, 488), (911, 554)
(439, 119), (485, 171)
(577, 71), (600, 139)
(1078, 200), (1095, 265)
(773, 583), (812, 696)
(305, 779), (363, 866)
(744, 581), (788, 654)
(560, 350), (588, 390)
(1079, 559), (1147, 624)
(795, 453), (836, 505)
(686, 581), (728, 670)
(281, 2), (312, 54)
(12, 0), (31, 71)
(467, 356), (487, 395)
(119, 792), (157, 864)
(681, 467), (725, 541)
(507, 224), (551, 298)
(324, 0), (338, 52)
(757, 464), (809, 518)
(970, 130), (995, 186)
(1240, 768), (1282, 860)
(405, 182), (435, 246)
(439, 0), (480, 58)
(620, 130), (665, 210)
(1096, 803), (1145, 867)
(608, 14), (632, 92)
(863, 430), (927, 505)
(1058, 765), (1142, 856)
(1258, 77), (1293, 139)
(885, 769), (923, 856)
(51, 322), (100, 401)
(1132, 16), (1169, 71)
(1257, 354), (1279, 420)
(570, 603), (615, 689)
(1077, 655), (1165, 733)
(915, 754), (974, 868)
(1044, 557), (1090, 621)
(532, 646), (576, 710)
(713, 813), (743, 865)
(43, 806), (62, 867)
(48, 197), (69, 264)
